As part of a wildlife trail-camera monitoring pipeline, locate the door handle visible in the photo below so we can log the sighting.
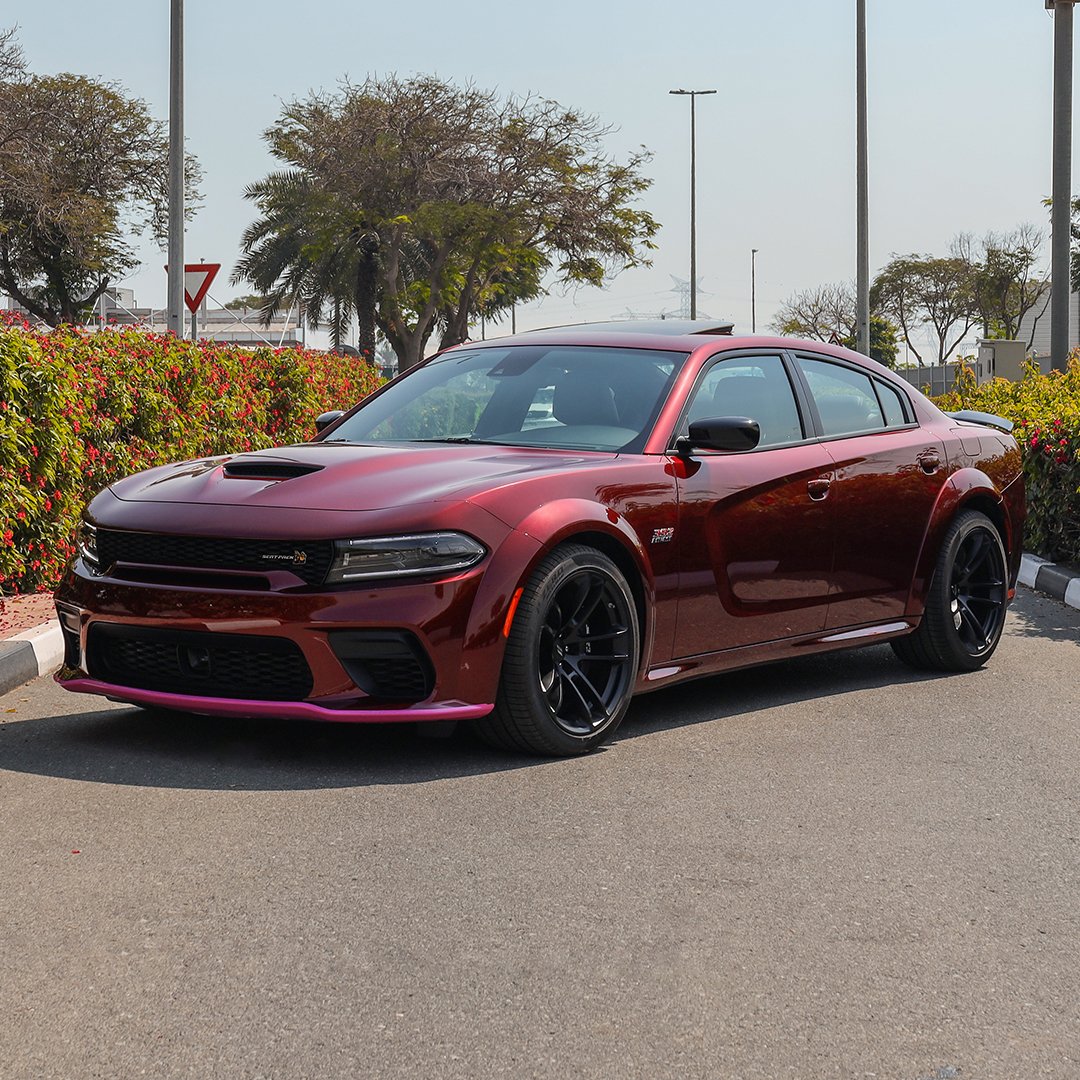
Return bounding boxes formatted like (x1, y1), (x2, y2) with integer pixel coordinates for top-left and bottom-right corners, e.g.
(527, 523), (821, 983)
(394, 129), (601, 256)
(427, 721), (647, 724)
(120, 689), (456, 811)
(807, 477), (831, 501)
(918, 450), (941, 474)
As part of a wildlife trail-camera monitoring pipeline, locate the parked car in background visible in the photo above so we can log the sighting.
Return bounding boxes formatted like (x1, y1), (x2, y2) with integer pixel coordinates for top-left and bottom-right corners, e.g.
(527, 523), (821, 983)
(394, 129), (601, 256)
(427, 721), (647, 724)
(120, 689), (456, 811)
(55, 321), (1025, 756)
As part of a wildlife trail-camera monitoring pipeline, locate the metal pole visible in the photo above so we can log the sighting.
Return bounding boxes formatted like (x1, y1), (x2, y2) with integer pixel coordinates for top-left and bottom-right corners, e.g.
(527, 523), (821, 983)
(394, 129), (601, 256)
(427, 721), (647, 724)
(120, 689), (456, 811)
(1051, 0), (1075, 373)
(690, 93), (698, 321)
(751, 248), (759, 332)
(167, 0), (185, 339)
(669, 89), (716, 323)
(856, 0), (870, 356)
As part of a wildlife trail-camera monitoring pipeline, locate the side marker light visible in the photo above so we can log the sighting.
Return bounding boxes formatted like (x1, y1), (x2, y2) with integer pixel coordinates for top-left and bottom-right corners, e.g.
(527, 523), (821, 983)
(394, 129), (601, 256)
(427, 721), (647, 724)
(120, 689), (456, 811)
(503, 587), (524, 638)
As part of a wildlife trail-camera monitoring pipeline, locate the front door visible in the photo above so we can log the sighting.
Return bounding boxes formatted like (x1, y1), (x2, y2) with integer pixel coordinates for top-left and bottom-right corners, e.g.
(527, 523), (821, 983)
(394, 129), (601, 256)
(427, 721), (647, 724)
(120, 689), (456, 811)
(672, 354), (836, 657)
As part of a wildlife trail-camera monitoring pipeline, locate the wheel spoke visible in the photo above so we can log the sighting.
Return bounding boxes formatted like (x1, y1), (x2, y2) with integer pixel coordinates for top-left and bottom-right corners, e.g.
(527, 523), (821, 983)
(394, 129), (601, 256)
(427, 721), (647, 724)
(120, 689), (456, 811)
(561, 577), (607, 638)
(562, 660), (610, 726)
(954, 532), (986, 586)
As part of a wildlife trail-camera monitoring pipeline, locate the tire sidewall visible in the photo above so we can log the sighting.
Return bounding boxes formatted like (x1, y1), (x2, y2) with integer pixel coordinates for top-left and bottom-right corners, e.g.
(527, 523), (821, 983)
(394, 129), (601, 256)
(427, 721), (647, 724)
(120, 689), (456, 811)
(499, 546), (640, 755)
(930, 511), (1008, 669)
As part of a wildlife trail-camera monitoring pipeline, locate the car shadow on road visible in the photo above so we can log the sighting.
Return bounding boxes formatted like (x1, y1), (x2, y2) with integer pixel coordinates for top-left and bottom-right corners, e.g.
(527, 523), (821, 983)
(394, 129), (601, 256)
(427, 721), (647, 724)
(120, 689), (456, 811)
(0, 644), (959, 792)
(620, 641), (956, 739)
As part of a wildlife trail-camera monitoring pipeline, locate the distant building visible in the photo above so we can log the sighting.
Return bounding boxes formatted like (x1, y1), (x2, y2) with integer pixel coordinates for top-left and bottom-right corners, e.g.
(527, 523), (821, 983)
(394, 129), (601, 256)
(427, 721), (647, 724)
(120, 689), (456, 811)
(2, 289), (315, 350)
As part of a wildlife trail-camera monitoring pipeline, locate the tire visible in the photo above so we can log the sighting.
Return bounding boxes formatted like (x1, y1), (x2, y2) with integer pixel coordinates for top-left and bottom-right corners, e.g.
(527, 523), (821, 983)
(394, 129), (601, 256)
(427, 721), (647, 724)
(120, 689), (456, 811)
(891, 509), (1009, 672)
(477, 543), (640, 757)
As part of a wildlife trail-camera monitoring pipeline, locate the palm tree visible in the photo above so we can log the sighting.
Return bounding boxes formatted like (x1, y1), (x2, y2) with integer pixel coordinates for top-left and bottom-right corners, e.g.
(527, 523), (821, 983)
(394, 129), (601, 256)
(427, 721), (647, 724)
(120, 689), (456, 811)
(234, 170), (380, 357)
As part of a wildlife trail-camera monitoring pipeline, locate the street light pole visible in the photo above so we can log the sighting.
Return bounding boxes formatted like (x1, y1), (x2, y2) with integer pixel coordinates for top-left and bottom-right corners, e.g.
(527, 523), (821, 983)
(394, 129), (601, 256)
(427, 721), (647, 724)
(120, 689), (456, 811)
(669, 89), (716, 321)
(1049, 0), (1077, 373)
(751, 248), (759, 332)
(856, 0), (870, 356)
(167, 0), (185, 339)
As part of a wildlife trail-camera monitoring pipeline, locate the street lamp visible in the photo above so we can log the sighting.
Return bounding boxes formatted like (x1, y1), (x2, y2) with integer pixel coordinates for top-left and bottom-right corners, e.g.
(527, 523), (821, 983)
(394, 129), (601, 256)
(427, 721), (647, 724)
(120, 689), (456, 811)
(1048, 0), (1078, 372)
(751, 248), (759, 332)
(669, 89), (716, 320)
(166, 0), (185, 338)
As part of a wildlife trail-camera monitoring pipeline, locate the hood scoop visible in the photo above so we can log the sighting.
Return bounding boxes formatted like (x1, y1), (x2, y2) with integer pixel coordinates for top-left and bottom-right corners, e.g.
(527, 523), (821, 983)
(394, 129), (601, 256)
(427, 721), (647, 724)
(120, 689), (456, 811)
(222, 459), (324, 481)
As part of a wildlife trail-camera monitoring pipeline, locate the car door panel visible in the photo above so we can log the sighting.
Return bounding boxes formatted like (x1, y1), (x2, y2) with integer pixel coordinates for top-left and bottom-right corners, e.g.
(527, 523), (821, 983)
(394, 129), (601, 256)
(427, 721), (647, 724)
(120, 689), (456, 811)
(672, 444), (836, 656)
(821, 429), (948, 627)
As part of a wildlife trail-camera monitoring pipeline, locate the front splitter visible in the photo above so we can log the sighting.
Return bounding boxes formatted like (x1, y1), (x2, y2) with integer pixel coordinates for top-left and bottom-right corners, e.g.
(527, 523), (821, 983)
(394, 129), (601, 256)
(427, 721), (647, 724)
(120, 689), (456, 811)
(57, 675), (494, 724)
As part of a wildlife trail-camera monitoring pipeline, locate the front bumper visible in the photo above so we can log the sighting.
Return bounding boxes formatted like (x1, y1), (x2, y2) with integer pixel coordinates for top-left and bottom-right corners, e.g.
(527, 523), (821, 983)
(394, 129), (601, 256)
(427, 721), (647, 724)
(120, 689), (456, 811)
(56, 674), (493, 724)
(53, 550), (516, 721)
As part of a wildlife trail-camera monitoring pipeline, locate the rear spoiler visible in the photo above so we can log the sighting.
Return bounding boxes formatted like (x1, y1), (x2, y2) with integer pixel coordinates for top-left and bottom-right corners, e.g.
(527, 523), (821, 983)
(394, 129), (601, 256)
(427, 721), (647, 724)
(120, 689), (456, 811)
(945, 410), (1014, 434)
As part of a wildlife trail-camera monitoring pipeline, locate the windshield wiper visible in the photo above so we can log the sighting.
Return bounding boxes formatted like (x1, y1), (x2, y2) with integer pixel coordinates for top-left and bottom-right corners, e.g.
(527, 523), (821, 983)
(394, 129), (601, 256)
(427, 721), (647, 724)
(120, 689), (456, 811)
(408, 436), (494, 444)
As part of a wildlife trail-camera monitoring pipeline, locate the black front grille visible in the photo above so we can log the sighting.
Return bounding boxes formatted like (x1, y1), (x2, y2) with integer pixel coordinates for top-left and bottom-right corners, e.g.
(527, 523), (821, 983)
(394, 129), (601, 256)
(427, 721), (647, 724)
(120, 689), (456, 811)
(95, 530), (333, 586)
(86, 624), (313, 701)
(329, 630), (434, 702)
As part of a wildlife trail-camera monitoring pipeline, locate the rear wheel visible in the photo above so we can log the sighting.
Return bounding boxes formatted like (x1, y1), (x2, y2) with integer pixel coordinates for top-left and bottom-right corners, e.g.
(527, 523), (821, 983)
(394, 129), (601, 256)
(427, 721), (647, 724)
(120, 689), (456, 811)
(477, 544), (640, 756)
(891, 509), (1008, 672)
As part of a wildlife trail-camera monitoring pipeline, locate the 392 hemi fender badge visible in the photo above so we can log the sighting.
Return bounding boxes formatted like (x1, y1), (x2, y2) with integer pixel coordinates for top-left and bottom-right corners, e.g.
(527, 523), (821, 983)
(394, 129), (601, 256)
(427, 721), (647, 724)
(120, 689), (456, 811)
(651, 527), (675, 544)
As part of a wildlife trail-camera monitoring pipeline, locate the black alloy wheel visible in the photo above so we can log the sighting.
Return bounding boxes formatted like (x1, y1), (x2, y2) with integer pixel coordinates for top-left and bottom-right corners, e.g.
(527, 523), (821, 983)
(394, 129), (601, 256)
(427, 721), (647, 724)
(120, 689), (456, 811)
(479, 543), (640, 756)
(892, 509), (1009, 672)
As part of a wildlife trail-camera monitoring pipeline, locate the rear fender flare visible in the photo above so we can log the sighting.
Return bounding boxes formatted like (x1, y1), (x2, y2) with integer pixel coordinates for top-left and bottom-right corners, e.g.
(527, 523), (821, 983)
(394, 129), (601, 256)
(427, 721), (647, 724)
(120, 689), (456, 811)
(909, 467), (1006, 614)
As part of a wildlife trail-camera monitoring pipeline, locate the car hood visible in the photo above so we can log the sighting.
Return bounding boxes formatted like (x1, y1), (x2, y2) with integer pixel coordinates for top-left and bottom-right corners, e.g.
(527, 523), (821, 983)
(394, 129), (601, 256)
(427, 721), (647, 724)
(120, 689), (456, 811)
(107, 442), (611, 512)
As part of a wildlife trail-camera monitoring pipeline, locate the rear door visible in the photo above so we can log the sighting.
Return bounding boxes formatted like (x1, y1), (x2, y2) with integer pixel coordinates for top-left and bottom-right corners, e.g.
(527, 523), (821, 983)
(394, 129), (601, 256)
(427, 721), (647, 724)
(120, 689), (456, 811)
(791, 353), (948, 629)
(671, 352), (836, 657)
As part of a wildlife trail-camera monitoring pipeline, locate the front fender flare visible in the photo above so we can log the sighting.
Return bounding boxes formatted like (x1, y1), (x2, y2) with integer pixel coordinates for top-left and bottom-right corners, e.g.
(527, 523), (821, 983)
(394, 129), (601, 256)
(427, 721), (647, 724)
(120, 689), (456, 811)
(462, 499), (656, 683)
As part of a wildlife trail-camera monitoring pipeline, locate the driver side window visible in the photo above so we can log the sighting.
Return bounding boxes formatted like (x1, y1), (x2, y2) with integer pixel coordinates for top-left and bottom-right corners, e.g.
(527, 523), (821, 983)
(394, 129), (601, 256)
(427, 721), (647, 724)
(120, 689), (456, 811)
(685, 355), (804, 448)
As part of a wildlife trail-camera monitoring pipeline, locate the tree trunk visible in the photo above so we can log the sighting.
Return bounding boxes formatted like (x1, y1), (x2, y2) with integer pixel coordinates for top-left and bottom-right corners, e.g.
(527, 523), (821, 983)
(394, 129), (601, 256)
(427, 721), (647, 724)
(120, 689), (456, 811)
(354, 247), (378, 362)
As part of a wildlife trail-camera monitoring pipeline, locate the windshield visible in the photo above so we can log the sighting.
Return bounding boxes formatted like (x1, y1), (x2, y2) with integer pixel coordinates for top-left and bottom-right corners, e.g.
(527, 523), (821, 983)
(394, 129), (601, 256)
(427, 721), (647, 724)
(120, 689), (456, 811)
(325, 345), (687, 453)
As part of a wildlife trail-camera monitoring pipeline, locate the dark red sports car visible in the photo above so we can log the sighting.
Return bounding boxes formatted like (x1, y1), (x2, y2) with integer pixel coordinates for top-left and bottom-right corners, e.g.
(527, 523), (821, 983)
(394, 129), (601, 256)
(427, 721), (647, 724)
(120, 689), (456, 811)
(55, 321), (1025, 756)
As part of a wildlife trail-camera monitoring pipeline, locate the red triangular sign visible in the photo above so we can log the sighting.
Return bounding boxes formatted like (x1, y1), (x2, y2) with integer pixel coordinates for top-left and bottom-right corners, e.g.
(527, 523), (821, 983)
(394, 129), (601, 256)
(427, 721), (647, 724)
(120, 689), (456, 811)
(164, 263), (221, 313)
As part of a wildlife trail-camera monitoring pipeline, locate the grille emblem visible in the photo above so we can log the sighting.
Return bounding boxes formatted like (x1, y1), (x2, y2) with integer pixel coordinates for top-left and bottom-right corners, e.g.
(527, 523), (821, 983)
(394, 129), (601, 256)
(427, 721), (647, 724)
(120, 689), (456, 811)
(260, 550), (308, 565)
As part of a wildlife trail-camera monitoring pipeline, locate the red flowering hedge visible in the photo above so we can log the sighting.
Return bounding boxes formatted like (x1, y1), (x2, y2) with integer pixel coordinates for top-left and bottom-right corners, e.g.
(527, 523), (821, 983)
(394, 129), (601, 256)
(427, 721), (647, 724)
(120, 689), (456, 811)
(1, 318), (382, 594)
(935, 357), (1080, 565)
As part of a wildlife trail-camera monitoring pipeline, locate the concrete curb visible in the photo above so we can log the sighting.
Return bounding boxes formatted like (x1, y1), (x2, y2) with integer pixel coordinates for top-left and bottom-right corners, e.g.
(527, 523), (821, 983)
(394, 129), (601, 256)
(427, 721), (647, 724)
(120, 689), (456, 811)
(0, 550), (1076, 699)
(0, 619), (64, 697)
(1018, 553), (1080, 611)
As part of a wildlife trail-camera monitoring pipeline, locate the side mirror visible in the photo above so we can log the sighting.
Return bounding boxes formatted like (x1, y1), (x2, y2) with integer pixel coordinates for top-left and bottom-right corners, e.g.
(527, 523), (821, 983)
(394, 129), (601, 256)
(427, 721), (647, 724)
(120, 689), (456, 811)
(315, 410), (345, 435)
(676, 416), (761, 455)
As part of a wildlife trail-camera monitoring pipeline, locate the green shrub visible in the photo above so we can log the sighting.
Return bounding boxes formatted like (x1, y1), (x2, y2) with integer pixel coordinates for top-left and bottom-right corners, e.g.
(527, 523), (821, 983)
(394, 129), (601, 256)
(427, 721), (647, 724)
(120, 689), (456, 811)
(0, 318), (382, 593)
(934, 358), (1080, 564)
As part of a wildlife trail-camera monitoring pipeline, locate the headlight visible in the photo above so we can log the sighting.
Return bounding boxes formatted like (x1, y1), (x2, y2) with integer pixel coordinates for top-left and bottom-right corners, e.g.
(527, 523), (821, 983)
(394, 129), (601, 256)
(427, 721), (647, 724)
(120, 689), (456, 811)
(79, 522), (100, 571)
(324, 532), (487, 583)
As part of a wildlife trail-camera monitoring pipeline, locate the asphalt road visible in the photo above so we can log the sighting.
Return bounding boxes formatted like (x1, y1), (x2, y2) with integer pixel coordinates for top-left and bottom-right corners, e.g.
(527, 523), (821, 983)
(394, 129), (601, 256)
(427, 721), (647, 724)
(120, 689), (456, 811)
(1, 589), (1078, 1080)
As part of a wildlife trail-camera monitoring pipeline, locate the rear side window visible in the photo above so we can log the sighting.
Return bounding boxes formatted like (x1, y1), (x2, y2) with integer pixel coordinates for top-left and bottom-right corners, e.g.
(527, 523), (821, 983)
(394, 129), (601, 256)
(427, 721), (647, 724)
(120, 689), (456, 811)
(875, 380), (910, 427)
(797, 357), (885, 437)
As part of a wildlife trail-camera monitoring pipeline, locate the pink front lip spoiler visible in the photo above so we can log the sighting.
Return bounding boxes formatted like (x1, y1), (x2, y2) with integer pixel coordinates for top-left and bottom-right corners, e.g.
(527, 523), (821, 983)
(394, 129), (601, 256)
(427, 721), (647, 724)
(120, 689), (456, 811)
(57, 676), (495, 724)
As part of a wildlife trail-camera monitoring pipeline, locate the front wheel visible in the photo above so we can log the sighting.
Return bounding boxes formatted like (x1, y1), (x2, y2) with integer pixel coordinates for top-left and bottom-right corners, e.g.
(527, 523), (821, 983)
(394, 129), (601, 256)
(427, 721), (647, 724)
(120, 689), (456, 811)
(478, 544), (640, 756)
(892, 509), (1009, 672)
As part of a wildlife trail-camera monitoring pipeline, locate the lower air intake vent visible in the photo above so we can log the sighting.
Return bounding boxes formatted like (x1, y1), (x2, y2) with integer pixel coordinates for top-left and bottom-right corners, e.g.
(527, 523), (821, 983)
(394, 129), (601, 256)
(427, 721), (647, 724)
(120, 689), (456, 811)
(86, 624), (313, 701)
(328, 630), (434, 702)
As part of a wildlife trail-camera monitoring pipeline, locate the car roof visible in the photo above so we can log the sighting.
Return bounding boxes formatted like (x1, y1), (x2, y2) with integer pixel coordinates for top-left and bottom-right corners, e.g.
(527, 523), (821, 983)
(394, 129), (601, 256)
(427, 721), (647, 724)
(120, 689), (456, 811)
(452, 322), (882, 368)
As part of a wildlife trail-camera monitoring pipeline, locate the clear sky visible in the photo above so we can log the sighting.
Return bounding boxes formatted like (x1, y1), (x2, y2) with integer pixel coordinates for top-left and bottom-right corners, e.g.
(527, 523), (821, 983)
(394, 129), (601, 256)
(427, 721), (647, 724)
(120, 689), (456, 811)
(7, 1), (1068, 341)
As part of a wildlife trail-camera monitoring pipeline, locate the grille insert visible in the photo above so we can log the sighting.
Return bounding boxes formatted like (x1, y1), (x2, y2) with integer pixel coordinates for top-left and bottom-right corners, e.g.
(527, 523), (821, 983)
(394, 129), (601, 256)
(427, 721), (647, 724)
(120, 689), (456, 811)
(86, 624), (313, 701)
(95, 530), (333, 586)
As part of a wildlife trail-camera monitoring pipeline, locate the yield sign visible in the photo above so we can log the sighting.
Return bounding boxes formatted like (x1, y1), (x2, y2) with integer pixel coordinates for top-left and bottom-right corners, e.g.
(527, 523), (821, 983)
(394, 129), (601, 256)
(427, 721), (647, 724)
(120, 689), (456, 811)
(164, 263), (221, 312)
